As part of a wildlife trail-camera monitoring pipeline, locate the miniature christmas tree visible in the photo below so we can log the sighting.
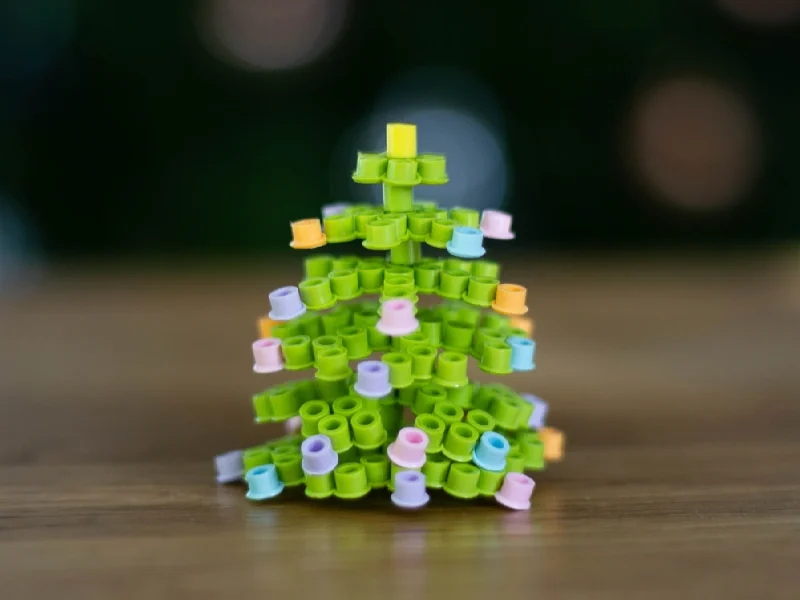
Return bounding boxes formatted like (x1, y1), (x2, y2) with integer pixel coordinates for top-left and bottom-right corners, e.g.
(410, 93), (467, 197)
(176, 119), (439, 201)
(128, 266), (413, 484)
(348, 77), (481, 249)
(215, 123), (565, 510)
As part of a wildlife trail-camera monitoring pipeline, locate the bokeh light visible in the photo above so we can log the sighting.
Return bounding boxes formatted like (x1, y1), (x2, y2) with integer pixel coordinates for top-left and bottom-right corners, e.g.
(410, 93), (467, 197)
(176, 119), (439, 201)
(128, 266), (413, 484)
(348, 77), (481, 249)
(344, 67), (508, 211)
(629, 76), (761, 212)
(716, 0), (800, 25)
(199, 0), (349, 71)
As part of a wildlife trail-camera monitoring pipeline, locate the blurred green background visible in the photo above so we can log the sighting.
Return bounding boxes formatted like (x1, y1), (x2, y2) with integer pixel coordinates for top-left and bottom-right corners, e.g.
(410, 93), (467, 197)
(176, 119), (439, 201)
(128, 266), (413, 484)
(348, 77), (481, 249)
(1, 0), (800, 264)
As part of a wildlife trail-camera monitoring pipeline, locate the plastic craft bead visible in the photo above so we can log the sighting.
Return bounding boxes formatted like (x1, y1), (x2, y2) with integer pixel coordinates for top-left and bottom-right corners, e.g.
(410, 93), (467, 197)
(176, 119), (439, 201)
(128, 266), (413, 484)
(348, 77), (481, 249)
(504, 449), (525, 474)
(298, 278), (336, 311)
(386, 123), (417, 159)
(258, 315), (279, 339)
(311, 335), (340, 364)
(387, 427), (429, 469)
(443, 463), (480, 499)
(477, 468), (505, 497)
(242, 445), (271, 473)
(290, 218), (327, 249)
(323, 214), (356, 243)
(413, 383), (447, 415)
(315, 347), (353, 382)
(317, 414), (353, 453)
(353, 151), (387, 183)
(363, 218), (401, 250)
(442, 319), (474, 353)
(433, 401), (464, 427)
(473, 327), (507, 360)
(355, 210), (382, 239)
(357, 261), (384, 293)
(395, 383), (417, 407)
(353, 309), (391, 352)
(322, 203), (351, 218)
(509, 315), (535, 337)
(361, 453), (390, 488)
(299, 400), (331, 437)
(480, 341), (513, 375)
(301, 434), (339, 476)
(508, 337), (536, 371)
(414, 413), (445, 453)
(433, 351), (469, 388)
(466, 409), (495, 434)
(480, 210), (515, 240)
(391, 471), (430, 509)
(351, 409), (387, 450)
(495, 473), (535, 510)
(333, 463), (371, 499)
(414, 262), (440, 293)
(389, 240), (422, 266)
(376, 299), (419, 336)
(329, 269), (362, 300)
(252, 338), (284, 374)
(268, 286), (307, 321)
(273, 453), (304, 487)
(407, 344), (437, 380)
(215, 450), (244, 484)
(489, 393), (523, 430)
(520, 393), (549, 429)
(337, 326), (371, 360)
(408, 212), (435, 242)
(245, 464), (285, 501)
(426, 218), (456, 249)
(442, 422), (480, 462)
(332, 395), (363, 419)
(381, 352), (414, 389)
(463, 276), (499, 307)
(450, 207), (481, 228)
(421, 453), (450, 488)
(438, 269), (471, 300)
(296, 313), (323, 338)
(353, 360), (392, 399)
(322, 306), (352, 336)
(392, 331), (429, 352)
(518, 431), (545, 471)
(492, 283), (528, 316)
(384, 213), (410, 242)
(539, 427), (565, 462)
(383, 184), (413, 213)
(472, 431), (510, 472)
(447, 226), (486, 259)
(446, 383), (474, 409)
(417, 154), (448, 185)
(305, 471), (335, 499)
(472, 260), (500, 279)
(417, 310), (443, 346)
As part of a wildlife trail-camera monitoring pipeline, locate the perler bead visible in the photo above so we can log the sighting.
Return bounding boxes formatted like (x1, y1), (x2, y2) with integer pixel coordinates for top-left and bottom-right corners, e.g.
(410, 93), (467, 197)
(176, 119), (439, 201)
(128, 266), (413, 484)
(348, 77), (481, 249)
(219, 122), (566, 512)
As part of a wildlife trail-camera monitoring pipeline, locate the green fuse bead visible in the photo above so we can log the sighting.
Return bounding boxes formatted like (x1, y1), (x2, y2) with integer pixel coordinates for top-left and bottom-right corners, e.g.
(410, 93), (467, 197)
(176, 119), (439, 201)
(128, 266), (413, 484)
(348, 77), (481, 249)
(295, 312), (323, 339)
(252, 390), (271, 423)
(414, 263), (440, 293)
(437, 269), (471, 300)
(354, 309), (392, 351)
(449, 207), (480, 228)
(379, 400), (403, 438)
(338, 446), (360, 463)
(316, 377), (350, 401)
(442, 319), (474, 353)
(413, 382), (447, 415)
(418, 154), (447, 184)
(243, 445), (272, 472)
(519, 432), (545, 471)
(299, 278), (336, 311)
(332, 395), (363, 419)
(332, 255), (359, 271)
(363, 219), (400, 250)
(413, 200), (439, 212)
(357, 262), (384, 293)
(382, 183), (414, 213)
(417, 310), (443, 346)
(472, 260), (501, 279)
(273, 453), (304, 486)
(455, 305), (482, 328)
(384, 265), (415, 282)
(351, 409), (387, 450)
(393, 331), (430, 353)
(337, 325), (371, 360)
(427, 218), (456, 249)
(354, 210), (382, 239)
(382, 352), (414, 388)
(361, 453), (390, 489)
(442, 422), (480, 462)
(408, 211), (436, 242)
(471, 383), (508, 411)
(299, 399), (331, 436)
(282, 335), (315, 370)
(434, 351), (470, 388)
(395, 382), (417, 407)
(505, 449), (525, 474)
(271, 444), (300, 459)
(421, 453), (450, 488)
(381, 276), (416, 303)
(463, 276), (499, 308)
(515, 399), (534, 431)
(270, 322), (299, 340)
(407, 344), (437, 380)
(507, 327), (528, 339)
(479, 341), (513, 375)
(268, 384), (301, 421)
(477, 468), (505, 497)
(466, 409), (496, 434)
(329, 269), (362, 301)
(443, 462), (480, 499)
(443, 258), (473, 273)
(446, 382), (474, 409)
(489, 393), (522, 430)
(384, 213), (409, 241)
(304, 255), (334, 278)
(321, 305), (352, 335)
(333, 463), (371, 499)
(293, 379), (319, 402)
(323, 213), (356, 243)
(433, 401), (464, 427)
(317, 414), (353, 453)
(389, 240), (421, 266)
(315, 347), (353, 382)
(415, 413), (446, 453)
(312, 335), (342, 364)
(305, 471), (335, 499)
(473, 327), (507, 359)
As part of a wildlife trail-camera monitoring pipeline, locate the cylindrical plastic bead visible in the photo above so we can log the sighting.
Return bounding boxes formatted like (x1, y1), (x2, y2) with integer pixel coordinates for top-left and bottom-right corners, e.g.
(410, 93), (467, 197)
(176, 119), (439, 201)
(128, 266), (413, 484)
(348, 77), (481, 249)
(414, 413), (446, 453)
(354, 210), (381, 239)
(242, 446), (272, 473)
(472, 431), (510, 472)
(351, 409), (387, 450)
(295, 313), (323, 339)
(298, 278), (336, 311)
(387, 427), (429, 469)
(381, 352), (414, 388)
(490, 393), (524, 430)
(433, 401), (464, 427)
(267, 385), (301, 421)
(321, 306), (352, 336)
(281, 335), (314, 370)
(413, 383), (447, 415)
(504, 449), (525, 474)
(472, 260), (500, 279)
(389, 240), (421, 265)
(323, 213), (356, 243)
(477, 468), (505, 496)
(382, 276), (416, 300)
(332, 256), (359, 271)
(379, 400), (403, 437)
(407, 344), (437, 380)
(329, 269), (362, 301)
(252, 390), (271, 423)
(300, 434), (339, 476)
(305, 472), (335, 498)
(463, 276), (499, 307)
(515, 399), (534, 430)
(304, 255), (334, 278)
(443, 319), (474, 353)
(332, 395), (363, 419)
(508, 336), (536, 372)
(299, 399), (331, 437)
(414, 263), (440, 293)
(427, 218), (456, 248)
(393, 331), (429, 352)
(357, 262), (384, 293)
(361, 453), (390, 488)
(473, 327), (507, 359)
(395, 383), (417, 407)
(311, 335), (341, 364)
(316, 378), (349, 401)
(317, 414), (353, 453)
(434, 351), (469, 388)
(437, 269), (471, 299)
(443, 462), (480, 499)
(353, 308), (392, 351)
(466, 409), (495, 434)
(443, 258), (473, 273)
(408, 211), (435, 241)
(418, 310), (443, 346)
(315, 347), (352, 381)
(337, 326), (371, 360)
(450, 207), (480, 228)
(519, 432), (545, 471)
(364, 219), (399, 250)
(479, 341), (513, 374)
(382, 183), (414, 213)
(273, 453), (304, 486)
(384, 213), (408, 240)
(446, 383), (474, 409)
(333, 463), (371, 499)
(442, 422), (480, 462)
(421, 453), (450, 488)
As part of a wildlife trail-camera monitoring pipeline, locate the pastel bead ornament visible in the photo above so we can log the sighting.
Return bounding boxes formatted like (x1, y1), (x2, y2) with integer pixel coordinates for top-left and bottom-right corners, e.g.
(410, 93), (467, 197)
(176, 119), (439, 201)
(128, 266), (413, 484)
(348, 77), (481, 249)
(245, 464), (284, 501)
(520, 393), (549, 430)
(268, 286), (307, 321)
(539, 427), (566, 462)
(214, 450), (244, 484)
(491, 283), (529, 316)
(391, 471), (430, 509)
(376, 299), (419, 337)
(446, 226), (485, 259)
(472, 431), (511, 472)
(353, 360), (392, 399)
(300, 434), (339, 476)
(495, 473), (535, 510)
(252, 338), (284, 374)
(508, 337), (536, 372)
(290, 218), (327, 249)
(387, 427), (430, 469)
(480, 210), (515, 240)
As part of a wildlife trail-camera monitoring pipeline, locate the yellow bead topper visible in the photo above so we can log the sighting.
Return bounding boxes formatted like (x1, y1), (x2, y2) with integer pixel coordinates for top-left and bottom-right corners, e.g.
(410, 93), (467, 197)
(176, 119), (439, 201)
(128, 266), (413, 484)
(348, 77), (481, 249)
(386, 123), (417, 159)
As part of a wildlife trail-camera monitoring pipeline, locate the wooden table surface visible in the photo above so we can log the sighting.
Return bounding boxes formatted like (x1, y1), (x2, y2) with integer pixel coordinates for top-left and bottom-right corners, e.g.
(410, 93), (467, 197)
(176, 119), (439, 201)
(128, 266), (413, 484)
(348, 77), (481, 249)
(1, 252), (799, 599)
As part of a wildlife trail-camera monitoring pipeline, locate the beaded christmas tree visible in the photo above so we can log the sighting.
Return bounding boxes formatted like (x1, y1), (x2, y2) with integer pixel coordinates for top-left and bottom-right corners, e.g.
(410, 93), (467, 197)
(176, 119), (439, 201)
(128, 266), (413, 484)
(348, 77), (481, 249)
(214, 123), (565, 509)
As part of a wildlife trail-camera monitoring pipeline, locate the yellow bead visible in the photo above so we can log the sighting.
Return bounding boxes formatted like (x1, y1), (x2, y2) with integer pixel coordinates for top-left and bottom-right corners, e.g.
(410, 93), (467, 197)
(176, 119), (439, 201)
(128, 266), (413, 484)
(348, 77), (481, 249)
(386, 123), (417, 159)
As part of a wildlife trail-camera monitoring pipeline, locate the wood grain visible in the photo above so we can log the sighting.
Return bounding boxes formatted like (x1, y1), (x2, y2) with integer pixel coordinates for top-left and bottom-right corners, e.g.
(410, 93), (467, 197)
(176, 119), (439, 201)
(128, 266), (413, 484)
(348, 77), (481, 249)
(1, 252), (799, 599)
